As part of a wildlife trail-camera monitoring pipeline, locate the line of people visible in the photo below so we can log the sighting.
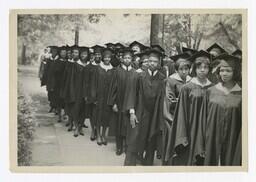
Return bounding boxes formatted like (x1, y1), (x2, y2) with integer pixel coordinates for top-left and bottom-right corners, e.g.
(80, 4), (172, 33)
(38, 41), (242, 166)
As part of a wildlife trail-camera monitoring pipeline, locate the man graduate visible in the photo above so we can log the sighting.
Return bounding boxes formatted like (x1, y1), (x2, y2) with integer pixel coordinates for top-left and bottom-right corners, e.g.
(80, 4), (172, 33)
(107, 47), (138, 156)
(83, 45), (103, 140)
(125, 48), (166, 166)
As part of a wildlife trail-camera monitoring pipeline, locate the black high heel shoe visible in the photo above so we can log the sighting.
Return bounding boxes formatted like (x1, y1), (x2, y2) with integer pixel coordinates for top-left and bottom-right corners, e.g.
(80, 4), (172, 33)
(101, 136), (107, 145)
(96, 136), (102, 146)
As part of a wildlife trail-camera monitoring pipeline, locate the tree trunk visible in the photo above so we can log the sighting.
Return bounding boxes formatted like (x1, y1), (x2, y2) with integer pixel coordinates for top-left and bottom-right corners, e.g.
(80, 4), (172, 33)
(21, 43), (26, 65)
(75, 26), (79, 46)
(150, 14), (164, 46)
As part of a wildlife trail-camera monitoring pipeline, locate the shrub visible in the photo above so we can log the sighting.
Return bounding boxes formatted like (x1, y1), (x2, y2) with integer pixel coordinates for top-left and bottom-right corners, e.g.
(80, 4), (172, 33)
(17, 86), (35, 166)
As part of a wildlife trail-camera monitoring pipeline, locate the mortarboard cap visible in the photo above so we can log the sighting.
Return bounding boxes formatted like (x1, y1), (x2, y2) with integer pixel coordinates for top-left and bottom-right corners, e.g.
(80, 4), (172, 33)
(213, 53), (240, 69)
(151, 44), (165, 54)
(102, 47), (113, 55)
(49, 46), (59, 53)
(182, 47), (198, 56)
(105, 43), (115, 49)
(188, 50), (212, 63)
(170, 52), (191, 62)
(58, 45), (67, 51)
(129, 41), (145, 50)
(147, 48), (164, 58)
(79, 46), (90, 53)
(121, 47), (135, 55)
(206, 43), (227, 56)
(114, 43), (125, 49)
(91, 45), (104, 53)
(232, 49), (242, 59)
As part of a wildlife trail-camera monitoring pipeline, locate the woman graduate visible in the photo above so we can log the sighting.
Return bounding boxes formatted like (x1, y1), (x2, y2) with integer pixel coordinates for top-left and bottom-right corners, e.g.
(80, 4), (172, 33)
(162, 52), (191, 165)
(62, 45), (80, 132)
(170, 50), (214, 166)
(72, 46), (90, 137)
(83, 45), (103, 140)
(197, 54), (242, 166)
(94, 48), (114, 145)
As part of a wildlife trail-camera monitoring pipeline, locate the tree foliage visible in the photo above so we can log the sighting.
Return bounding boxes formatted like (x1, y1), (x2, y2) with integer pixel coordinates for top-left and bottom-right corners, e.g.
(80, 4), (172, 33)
(17, 14), (242, 64)
(163, 14), (242, 55)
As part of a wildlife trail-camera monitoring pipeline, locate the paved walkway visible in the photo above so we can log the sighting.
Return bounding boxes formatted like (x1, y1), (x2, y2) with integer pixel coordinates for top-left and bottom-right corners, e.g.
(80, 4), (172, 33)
(18, 65), (160, 166)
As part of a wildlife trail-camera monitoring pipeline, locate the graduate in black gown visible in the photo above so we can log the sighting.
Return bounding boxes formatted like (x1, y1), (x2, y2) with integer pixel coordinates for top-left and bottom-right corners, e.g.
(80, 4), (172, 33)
(206, 43), (227, 84)
(71, 46), (90, 137)
(162, 52), (192, 165)
(197, 54), (242, 166)
(151, 44), (168, 79)
(129, 49), (166, 166)
(45, 46), (59, 113)
(94, 48), (114, 145)
(169, 50), (214, 166)
(83, 45), (103, 141)
(64, 45), (80, 132)
(54, 46), (67, 122)
(59, 45), (75, 127)
(107, 47), (138, 156)
(129, 41), (146, 70)
(136, 50), (149, 73)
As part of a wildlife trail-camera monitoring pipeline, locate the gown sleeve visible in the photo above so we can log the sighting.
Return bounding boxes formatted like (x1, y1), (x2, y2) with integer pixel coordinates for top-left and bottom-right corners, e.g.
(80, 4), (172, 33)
(164, 78), (177, 124)
(107, 68), (118, 106)
(122, 71), (138, 111)
(149, 81), (165, 140)
(173, 86), (190, 151)
(194, 89), (209, 162)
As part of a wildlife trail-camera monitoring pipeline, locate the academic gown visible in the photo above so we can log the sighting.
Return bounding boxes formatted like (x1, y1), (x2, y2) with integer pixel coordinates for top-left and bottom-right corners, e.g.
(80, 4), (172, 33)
(107, 66), (138, 138)
(162, 73), (191, 163)
(165, 61), (176, 77)
(45, 57), (59, 108)
(94, 64), (114, 128)
(169, 79), (213, 165)
(82, 62), (99, 123)
(60, 60), (77, 117)
(198, 83), (242, 166)
(41, 57), (50, 87)
(67, 61), (86, 124)
(135, 70), (165, 154)
(54, 58), (66, 108)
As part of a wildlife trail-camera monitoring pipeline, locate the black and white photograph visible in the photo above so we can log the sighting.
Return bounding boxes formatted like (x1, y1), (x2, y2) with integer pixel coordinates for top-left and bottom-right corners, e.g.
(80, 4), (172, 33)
(10, 9), (247, 172)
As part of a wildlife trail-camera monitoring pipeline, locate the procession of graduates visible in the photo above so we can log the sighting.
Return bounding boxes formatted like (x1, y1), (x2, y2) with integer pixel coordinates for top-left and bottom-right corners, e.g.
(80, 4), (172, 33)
(38, 40), (242, 166)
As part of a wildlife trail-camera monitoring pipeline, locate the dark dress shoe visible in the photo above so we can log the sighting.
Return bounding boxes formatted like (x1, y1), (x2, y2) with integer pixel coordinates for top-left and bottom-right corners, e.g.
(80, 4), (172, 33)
(49, 107), (53, 113)
(116, 149), (123, 156)
(96, 137), (102, 145)
(57, 119), (61, 123)
(101, 136), (107, 145)
(65, 123), (70, 127)
(82, 124), (88, 128)
(90, 136), (96, 141)
(74, 134), (78, 137)
(79, 131), (84, 136)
